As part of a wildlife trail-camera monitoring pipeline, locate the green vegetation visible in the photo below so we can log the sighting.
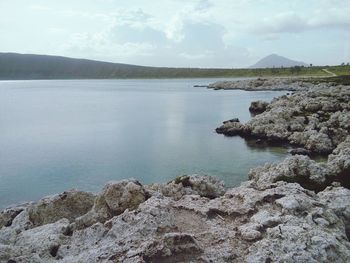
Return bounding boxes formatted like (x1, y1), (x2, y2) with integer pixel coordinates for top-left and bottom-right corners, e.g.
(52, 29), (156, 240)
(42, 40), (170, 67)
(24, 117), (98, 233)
(326, 65), (350, 76)
(1, 53), (350, 79)
(306, 75), (350, 86)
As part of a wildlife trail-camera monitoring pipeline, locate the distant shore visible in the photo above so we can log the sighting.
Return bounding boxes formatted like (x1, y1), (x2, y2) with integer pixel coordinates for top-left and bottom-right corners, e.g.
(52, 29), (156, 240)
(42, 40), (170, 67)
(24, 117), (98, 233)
(1, 53), (350, 80)
(197, 75), (350, 91)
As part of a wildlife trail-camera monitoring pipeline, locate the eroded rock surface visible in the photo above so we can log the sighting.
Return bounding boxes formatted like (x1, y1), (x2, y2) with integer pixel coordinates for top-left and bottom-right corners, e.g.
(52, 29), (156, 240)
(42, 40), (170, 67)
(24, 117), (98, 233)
(1, 169), (350, 262)
(216, 85), (350, 154)
(249, 100), (269, 114)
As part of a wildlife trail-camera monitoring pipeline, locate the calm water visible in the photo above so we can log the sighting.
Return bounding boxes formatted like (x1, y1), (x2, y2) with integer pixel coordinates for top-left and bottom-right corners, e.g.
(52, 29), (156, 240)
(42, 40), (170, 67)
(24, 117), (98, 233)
(0, 79), (288, 208)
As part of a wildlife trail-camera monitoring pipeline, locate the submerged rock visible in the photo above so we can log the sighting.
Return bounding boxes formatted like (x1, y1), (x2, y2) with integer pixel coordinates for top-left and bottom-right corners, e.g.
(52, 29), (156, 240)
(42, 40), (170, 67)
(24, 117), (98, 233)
(288, 147), (311, 156)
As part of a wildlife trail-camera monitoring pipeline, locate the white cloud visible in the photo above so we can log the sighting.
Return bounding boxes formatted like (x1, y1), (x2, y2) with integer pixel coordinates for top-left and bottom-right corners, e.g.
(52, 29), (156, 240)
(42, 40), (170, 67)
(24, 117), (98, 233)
(1, 0), (349, 66)
(249, 6), (350, 36)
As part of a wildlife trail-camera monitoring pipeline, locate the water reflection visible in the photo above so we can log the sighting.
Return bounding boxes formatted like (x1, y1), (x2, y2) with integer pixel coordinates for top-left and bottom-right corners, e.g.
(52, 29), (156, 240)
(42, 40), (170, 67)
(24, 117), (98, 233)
(0, 79), (288, 208)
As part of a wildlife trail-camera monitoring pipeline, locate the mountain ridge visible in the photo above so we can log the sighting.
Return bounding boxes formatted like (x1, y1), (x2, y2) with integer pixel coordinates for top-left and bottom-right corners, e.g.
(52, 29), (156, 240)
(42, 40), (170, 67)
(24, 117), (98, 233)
(0, 52), (244, 79)
(250, 54), (308, 68)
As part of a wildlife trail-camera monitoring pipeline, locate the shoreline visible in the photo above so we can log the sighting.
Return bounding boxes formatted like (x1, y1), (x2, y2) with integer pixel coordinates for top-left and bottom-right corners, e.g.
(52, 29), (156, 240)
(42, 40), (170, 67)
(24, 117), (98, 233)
(203, 75), (350, 91)
(1, 78), (350, 262)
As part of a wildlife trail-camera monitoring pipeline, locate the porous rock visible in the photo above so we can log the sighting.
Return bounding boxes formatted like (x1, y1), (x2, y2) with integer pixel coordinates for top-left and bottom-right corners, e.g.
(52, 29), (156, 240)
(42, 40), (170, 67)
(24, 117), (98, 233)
(216, 84), (350, 154)
(249, 100), (269, 114)
(1, 175), (350, 262)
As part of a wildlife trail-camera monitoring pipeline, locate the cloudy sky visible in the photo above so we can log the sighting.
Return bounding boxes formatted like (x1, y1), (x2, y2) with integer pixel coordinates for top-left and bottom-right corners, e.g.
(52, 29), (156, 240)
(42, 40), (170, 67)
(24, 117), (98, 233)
(0, 0), (349, 67)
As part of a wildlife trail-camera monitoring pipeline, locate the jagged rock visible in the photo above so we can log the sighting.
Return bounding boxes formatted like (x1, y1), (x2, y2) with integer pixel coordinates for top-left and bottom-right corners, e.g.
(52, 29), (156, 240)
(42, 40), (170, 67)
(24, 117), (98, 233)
(1, 175), (350, 262)
(327, 136), (350, 188)
(250, 210), (281, 228)
(141, 233), (203, 262)
(216, 85), (350, 154)
(304, 132), (333, 154)
(74, 179), (147, 229)
(288, 148), (311, 156)
(28, 189), (95, 227)
(249, 100), (269, 114)
(216, 120), (245, 136)
(147, 175), (226, 200)
(239, 223), (262, 241)
(0, 206), (25, 229)
(248, 155), (329, 191)
(223, 118), (240, 123)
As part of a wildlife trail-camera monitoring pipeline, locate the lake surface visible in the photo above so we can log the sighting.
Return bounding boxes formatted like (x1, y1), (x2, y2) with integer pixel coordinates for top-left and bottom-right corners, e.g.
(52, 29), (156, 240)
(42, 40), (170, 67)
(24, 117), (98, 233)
(0, 79), (288, 208)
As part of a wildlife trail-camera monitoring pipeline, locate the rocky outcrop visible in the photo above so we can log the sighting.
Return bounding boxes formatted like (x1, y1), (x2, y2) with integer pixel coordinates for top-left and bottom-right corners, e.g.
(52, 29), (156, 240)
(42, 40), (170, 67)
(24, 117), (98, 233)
(208, 77), (313, 91)
(28, 190), (95, 227)
(73, 179), (147, 229)
(146, 174), (226, 200)
(1, 162), (350, 262)
(216, 85), (350, 154)
(216, 119), (245, 136)
(249, 135), (350, 191)
(249, 100), (269, 114)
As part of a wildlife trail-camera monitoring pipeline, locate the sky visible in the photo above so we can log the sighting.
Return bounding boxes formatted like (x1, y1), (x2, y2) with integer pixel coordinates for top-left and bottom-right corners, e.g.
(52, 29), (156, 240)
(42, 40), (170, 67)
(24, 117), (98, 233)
(0, 0), (349, 68)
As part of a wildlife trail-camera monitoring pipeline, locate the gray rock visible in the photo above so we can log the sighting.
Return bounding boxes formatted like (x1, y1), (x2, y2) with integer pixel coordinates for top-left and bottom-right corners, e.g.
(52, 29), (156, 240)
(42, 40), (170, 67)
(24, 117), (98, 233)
(216, 120), (245, 136)
(208, 78), (311, 91)
(74, 179), (147, 229)
(0, 206), (25, 229)
(249, 100), (269, 114)
(1, 175), (350, 262)
(148, 175), (226, 200)
(28, 189), (95, 227)
(288, 148), (311, 155)
(248, 155), (329, 191)
(216, 84), (350, 154)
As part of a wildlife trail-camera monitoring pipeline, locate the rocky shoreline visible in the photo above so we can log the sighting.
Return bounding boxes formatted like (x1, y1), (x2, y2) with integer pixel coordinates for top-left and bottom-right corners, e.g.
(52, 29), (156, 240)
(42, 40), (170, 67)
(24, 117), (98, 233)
(207, 77), (313, 91)
(216, 84), (350, 155)
(1, 78), (350, 262)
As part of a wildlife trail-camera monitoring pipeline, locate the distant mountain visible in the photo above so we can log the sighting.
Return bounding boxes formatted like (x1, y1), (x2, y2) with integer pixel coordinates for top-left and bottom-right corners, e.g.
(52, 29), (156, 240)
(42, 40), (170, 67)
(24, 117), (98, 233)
(0, 52), (239, 80)
(250, 54), (308, 68)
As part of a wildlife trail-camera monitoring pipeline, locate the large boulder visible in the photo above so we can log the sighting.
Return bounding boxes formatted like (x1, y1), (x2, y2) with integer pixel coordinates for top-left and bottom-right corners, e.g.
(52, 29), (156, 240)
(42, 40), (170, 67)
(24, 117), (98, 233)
(28, 190), (95, 227)
(215, 119), (245, 136)
(248, 155), (330, 191)
(74, 179), (147, 229)
(249, 100), (269, 114)
(148, 175), (226, 200)
(0, 206), (25, 229)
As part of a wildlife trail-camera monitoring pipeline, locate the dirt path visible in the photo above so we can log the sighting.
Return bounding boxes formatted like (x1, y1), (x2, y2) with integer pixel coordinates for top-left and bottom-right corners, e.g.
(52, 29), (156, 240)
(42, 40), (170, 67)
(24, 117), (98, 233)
(322, 68), (337, 76)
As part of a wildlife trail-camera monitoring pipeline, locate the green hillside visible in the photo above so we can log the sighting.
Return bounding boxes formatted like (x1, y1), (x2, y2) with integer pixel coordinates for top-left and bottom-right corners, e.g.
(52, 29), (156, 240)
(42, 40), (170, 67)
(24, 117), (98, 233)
(0, 52), (349, 79)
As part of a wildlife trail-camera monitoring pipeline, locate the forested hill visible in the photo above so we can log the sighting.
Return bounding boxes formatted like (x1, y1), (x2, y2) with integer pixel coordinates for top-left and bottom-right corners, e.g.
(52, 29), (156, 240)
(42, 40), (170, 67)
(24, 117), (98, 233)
(0, 52), (239, 79)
